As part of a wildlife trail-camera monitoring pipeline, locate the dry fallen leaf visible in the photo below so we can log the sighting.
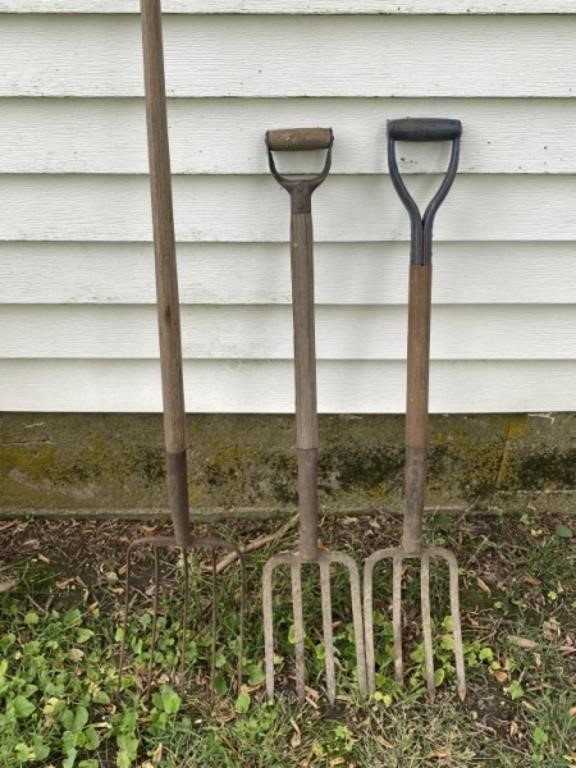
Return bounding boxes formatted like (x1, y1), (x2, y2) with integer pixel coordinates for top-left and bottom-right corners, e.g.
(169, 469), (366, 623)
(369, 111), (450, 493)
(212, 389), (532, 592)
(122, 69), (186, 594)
(491, 669), (508, 684)
(509, 635), (538, 650)
(569, 706), (576, 718)
(290, 718), (302, 749)
(152, 743), (163, 765)
(68, 648), (84, 662)
(510, 721), (520, 737)
(429, 750), (452, 759)
(476, 577), (492, 596)
(543, 618), (561, 641)
(523, 575), (542, 587)
(0, 575), (16, 593)
(375, 735), (393, 750)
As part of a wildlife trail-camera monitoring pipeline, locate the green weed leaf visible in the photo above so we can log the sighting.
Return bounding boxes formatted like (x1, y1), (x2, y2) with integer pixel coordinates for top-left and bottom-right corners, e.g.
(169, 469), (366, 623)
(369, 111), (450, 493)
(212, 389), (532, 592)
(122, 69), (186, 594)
(76, 628), (94, 644)
(83, 726), (100, 751)
(533, 726), (549, 746)
(213, 673), (227, 696)
(555, 525), (573, 539)
(159, 686), (181, 715)
(508, 680), (524, 700)
(62, 747), (78, 768)
(234, 691), (251, 714)
(72, 705), (89, 732)
(13, 696), (35, 719)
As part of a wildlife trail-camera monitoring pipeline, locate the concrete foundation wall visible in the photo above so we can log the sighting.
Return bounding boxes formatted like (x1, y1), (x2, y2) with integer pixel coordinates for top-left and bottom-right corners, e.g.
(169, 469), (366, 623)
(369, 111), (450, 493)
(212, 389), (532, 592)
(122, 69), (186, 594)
(1, 413), (575, 520)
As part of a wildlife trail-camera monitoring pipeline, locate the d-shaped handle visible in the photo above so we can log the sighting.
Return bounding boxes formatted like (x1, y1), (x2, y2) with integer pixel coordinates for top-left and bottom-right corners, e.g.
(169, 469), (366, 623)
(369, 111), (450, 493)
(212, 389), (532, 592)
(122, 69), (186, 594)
(388, 118), (462, 143)
(388, 118), (462, 265)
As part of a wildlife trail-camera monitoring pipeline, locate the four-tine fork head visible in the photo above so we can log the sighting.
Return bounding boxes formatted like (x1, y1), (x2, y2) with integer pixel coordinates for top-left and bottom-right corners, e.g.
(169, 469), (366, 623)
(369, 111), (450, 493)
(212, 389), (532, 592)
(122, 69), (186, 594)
(363, 545), (466, 701)
(263, 550), (367, 705)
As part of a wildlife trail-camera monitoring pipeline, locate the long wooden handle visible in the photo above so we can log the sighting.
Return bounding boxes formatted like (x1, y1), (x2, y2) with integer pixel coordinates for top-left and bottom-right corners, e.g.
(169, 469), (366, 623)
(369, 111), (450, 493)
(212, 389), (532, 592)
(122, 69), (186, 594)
(402, 263), (432, 553)
(141, 0), (190, 548)
(291, 210), (319, 561)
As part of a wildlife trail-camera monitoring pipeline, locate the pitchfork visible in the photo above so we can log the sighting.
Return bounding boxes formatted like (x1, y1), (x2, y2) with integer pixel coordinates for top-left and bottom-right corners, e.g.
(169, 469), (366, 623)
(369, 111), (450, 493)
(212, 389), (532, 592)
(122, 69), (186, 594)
(363, 118), (466, 701)
(262, 128), (367, 705)
(118, 0), (245, 696)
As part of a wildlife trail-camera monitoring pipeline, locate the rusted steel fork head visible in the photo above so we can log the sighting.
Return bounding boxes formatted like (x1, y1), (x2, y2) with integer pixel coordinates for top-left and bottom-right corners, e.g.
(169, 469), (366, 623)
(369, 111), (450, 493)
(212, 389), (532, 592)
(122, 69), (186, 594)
(363, 118), (466, 701)
(262, 128), (367, 705)
(363, 545), (465, 701)
(263, 550), (367, 705)
(118, 528), (245, 698)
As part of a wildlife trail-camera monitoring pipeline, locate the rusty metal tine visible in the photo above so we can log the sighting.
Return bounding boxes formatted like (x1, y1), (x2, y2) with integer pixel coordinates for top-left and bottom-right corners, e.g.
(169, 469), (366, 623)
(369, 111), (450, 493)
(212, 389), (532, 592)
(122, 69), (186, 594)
(362, 556), (377, 695)
(145, 546), (161, 700)
(117, 544), (134, 691)
(237, 551), (246, 688)
(439, 548), (466, 701)
(210, 548), (217, 692)
(319, 559), (336, 704)
(179, 548), (189, 684)
(392, 554), (404, 684)
(291, 561), (306, 704)
(420, 551), (436, 699)
(262, 559), (277, 700)
(338, 554), (368, 699)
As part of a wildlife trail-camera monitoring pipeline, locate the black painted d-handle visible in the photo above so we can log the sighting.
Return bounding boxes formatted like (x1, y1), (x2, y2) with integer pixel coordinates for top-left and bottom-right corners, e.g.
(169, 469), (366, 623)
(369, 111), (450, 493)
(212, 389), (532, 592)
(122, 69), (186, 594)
(388, 118), (462, 265)
(388, 118), (462, 143)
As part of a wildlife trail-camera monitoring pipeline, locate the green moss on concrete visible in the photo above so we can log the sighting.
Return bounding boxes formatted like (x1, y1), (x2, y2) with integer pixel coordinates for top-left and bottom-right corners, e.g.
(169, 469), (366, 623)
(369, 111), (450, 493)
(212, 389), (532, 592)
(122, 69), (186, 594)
(1, 413), (575, 516)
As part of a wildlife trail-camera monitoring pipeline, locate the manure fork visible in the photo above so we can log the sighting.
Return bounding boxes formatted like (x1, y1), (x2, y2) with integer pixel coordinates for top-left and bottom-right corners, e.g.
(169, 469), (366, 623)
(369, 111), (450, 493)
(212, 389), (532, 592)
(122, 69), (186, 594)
(118, 0), (245, 696)
(364, 118), (466, 701)
(262, 128), (367, 705)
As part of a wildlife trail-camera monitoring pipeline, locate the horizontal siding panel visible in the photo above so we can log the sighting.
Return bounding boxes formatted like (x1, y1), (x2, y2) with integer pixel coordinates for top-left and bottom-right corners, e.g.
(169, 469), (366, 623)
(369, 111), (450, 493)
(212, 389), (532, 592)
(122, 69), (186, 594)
(3, 242), (576, 306)
(1, 304), (574, 361)
(3, 97), (576, 176)
(0, 175), (575, 242)
(1, 359), (574, 413)
(1, 15), (574, 97)
(1, 1), (573, 13)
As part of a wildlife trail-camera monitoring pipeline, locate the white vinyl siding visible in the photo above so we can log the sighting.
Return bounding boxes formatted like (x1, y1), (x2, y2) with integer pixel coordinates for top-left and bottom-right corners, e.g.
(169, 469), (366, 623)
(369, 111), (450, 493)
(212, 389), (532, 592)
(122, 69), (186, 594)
(0, 6), (574, 413)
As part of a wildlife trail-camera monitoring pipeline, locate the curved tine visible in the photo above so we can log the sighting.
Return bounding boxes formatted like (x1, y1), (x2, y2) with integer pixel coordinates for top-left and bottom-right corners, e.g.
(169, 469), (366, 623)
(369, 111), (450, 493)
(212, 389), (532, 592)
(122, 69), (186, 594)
(291, 560), (306, 704)
(145, 546), (161, 701)
(189, 535), (245, 687)
(428, 547), (466, 701)
(441, 549), (466, 701)
(363, 556), (377, 695)
(262, 552), (293, 700)
(324, 552), (367, 699)
(392, 554), (404, 684)
(262, 559), (276, 701)
(319, 559), (336, 705)
(179, 547), (189, 685)
(363, 548), (402, 696)
(420, 551), (436, 700)
(422, 137), (461, 237)
(236, 551), (246, 688)
(117, 542), (135, 693)
(210, 548), (217, 696)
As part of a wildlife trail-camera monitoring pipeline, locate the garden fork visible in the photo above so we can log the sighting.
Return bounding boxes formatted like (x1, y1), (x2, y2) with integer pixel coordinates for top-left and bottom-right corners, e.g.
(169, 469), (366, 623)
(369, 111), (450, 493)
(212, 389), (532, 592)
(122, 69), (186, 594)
(118, 0), (245, 696)
(364, 119), (466, 701)
(262, 128), (367, 705)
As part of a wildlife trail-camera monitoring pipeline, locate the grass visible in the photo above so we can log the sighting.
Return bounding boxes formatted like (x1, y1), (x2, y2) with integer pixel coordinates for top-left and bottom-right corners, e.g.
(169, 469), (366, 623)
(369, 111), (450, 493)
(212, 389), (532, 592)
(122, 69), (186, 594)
(0, 511), (575, 767)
